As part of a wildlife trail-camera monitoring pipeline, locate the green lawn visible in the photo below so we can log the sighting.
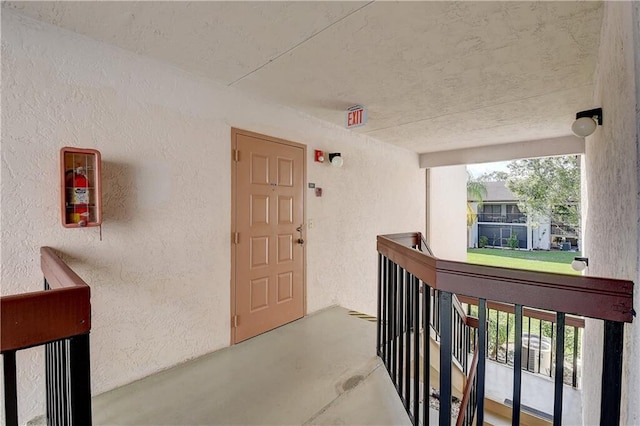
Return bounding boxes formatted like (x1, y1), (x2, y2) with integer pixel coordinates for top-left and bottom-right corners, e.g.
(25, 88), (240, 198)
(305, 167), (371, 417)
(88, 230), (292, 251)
(467, 248), (581, 275)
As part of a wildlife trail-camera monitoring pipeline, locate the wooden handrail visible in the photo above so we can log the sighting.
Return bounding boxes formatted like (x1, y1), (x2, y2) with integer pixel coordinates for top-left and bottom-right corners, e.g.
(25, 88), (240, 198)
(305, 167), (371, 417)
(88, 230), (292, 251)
(378, 233), (634, 323)
(41, 247), (89, 289)
(1, 248), (91, 353)
(456, 343), (480, 426)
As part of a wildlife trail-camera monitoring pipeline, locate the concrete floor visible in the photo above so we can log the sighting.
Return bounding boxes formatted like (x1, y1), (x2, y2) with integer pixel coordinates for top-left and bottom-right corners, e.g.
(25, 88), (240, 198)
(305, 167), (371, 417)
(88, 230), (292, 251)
(93, 306), (412, 426)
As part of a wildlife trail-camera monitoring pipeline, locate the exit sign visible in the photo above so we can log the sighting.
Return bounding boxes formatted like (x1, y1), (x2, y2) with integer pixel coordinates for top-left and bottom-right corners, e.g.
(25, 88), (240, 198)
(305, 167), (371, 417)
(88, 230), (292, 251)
(345, 105), (367, 129)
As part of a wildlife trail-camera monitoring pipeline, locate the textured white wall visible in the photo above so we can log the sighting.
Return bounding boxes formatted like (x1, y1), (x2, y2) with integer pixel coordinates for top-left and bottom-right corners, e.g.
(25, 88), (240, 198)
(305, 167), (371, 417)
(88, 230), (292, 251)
(1, 12), (425, 423)
(427, 165), (467, 261)
(582, 2), (640, 424)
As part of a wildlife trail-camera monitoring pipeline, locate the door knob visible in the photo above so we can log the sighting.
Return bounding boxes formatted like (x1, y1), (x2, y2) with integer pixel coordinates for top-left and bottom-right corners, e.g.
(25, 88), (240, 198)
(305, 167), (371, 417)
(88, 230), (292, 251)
(296, 224), (304, 245)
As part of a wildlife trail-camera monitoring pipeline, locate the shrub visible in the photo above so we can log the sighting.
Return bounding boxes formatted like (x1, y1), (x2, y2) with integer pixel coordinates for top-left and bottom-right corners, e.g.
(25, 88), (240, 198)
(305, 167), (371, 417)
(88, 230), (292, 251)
(479, 236), (489, 248)
(507, 233), (519, 249)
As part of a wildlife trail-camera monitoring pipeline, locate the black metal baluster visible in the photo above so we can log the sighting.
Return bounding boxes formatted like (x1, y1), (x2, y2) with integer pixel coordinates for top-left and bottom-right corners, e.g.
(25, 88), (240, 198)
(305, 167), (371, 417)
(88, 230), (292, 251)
(390, 263), (397, 385)
(61, 339), (70, 426)
(422, 283), (430, 426)
(398, 269), (406, 395)
(538, 320), (543, 374)
(46, 342), (53, 424)
(405, 272), (411, 409)
(506, 312), (510, 366)
(550, 321), (555, 380)
(3, 351), (18, 426)
(412, 276), (420, 425)
(553, 313), (565, 426)
(464, 322), (470, 373)
(53, 340), (60, 425)
(456, 316), (461, 366)
(377, 253), (382, 357)
(381, 257), (388, 362)
(434, 289), (440, 338)
(527, 317), (532, 371)
(439, 291), (453, 425)
(495, 310), (500, 363)
(572, 327), (579, 388)
(477, 299), (487, 426)
(512, 305), (523, 426)
(385, 258), (393, 368)
(66, 340), (72, 424)
(600, 321), (624, 426)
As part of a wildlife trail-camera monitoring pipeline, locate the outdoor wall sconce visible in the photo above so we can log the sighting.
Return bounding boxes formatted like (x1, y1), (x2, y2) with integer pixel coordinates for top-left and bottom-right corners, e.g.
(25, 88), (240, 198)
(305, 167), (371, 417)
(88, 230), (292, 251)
(571, 108), (602, 137)
(571, 256), (589, 272)
(329, 153), (343, 167)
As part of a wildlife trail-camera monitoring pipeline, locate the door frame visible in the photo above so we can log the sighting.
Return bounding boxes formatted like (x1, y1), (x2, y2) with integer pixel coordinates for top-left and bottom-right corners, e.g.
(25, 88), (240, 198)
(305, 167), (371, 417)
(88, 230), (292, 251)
(230, 128), (307, 344)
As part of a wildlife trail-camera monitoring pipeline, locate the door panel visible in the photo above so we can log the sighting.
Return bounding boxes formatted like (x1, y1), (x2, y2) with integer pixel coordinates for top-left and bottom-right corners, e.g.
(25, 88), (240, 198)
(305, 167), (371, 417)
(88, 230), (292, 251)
(232, 130), (305, 343)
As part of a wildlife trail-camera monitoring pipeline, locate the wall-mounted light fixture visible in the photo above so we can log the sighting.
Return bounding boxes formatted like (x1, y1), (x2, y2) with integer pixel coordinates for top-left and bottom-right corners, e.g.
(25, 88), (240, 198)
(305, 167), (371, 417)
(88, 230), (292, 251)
(571, 108), (602, 137)
(571, 256), (589, 272)
(328, 153), (343, 167)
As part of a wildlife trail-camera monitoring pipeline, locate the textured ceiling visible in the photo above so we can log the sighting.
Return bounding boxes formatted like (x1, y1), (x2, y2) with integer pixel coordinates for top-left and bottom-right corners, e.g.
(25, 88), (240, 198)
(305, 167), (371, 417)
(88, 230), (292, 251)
(3, 1), (603, 154)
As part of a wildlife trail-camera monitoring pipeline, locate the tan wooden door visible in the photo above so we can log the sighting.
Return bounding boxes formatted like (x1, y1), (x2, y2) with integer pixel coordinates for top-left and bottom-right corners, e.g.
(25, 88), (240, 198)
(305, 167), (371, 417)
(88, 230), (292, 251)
(231, 129), (305, 343)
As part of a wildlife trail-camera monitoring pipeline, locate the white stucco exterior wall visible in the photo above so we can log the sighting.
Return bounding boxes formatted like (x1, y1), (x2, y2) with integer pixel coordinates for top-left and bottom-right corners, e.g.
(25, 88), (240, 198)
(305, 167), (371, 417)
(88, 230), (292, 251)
(582, 2), (640, 424)
(0, 12), (425, 423)
(427, 165), (467, 261)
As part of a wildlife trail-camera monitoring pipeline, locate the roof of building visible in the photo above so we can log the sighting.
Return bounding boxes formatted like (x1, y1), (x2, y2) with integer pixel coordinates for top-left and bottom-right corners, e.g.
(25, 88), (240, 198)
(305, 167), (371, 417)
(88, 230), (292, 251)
(470, 181), (517, 202)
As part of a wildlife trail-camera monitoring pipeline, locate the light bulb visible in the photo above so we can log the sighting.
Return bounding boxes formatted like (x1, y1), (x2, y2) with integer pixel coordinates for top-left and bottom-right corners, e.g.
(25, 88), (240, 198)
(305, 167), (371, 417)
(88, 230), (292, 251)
(572, 116), (598, 137)
(331, 155), (344, 167)
(571, 259), (588, 272)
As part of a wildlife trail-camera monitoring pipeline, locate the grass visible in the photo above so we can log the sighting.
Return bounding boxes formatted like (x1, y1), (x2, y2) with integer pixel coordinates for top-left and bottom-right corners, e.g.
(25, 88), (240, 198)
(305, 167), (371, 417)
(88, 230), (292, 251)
(467, 248), (581, 275)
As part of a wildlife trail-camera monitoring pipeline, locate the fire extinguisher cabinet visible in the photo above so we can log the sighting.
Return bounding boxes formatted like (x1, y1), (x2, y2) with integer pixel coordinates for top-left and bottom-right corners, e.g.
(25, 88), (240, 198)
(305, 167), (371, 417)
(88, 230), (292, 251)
(60, 147), (102, 228)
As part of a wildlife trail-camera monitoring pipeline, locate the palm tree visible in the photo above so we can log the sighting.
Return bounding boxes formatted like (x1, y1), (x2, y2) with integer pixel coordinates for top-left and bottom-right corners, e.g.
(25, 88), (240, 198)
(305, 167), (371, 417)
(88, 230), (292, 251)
(467, 171), (487, 246)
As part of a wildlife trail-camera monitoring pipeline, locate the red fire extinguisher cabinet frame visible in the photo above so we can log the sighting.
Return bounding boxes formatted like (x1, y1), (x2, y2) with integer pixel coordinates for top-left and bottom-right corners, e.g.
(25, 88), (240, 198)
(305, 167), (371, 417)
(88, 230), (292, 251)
(60, 147), (102, 228)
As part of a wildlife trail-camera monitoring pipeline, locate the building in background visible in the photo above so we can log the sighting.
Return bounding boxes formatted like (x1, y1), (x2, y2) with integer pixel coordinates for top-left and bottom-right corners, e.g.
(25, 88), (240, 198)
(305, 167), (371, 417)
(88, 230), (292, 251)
(469, 181), (578, 251)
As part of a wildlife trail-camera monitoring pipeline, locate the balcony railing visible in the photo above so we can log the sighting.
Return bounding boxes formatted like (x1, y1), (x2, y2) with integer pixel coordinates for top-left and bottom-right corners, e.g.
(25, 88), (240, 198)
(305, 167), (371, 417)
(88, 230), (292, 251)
(377, 232), (633, 426)
(478, 213), (527, 223)
(459, 295), (584, 388)
(1, 247), (92, 426)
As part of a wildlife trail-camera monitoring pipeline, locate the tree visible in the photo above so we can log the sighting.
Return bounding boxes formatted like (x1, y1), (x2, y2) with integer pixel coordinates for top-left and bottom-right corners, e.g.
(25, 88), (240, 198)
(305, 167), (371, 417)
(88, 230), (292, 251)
(467, 172), (487, 246)
(479, 170), (509, 182)
(505, 156), (580, 237)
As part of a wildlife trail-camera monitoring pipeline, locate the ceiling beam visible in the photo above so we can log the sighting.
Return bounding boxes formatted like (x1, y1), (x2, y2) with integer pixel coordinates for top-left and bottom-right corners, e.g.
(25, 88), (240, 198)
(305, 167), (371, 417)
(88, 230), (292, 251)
(419, 135), (585, 168)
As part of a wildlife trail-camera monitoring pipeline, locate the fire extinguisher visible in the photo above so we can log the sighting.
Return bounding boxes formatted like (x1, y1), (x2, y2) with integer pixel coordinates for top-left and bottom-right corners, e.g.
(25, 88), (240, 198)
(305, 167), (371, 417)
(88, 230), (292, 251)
(67, 167), (90, 226)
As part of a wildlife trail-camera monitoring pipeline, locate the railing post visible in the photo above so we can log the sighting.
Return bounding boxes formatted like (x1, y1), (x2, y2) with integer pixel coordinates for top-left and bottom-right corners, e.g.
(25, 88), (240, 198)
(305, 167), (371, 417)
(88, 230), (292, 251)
(600, 321), (624, 426)
(439, 291), (453, 425)
(553, 313), (565, 426)
(3, 351), (18, 426)
(512, 304), (523, 426)
(70, 333), (92, 425)
(476, 299), (487, 426)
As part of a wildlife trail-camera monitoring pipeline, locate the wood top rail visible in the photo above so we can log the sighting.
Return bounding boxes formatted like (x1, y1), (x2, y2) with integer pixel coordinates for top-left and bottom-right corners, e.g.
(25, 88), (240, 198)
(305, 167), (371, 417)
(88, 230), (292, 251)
(1, 247), (91, 353)
(378, 233), (634, 323)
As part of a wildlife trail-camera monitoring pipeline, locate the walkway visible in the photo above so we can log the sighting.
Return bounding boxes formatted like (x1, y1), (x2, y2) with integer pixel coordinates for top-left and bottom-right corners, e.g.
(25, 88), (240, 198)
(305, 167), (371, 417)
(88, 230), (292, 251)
(93, 306), (411, 425)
